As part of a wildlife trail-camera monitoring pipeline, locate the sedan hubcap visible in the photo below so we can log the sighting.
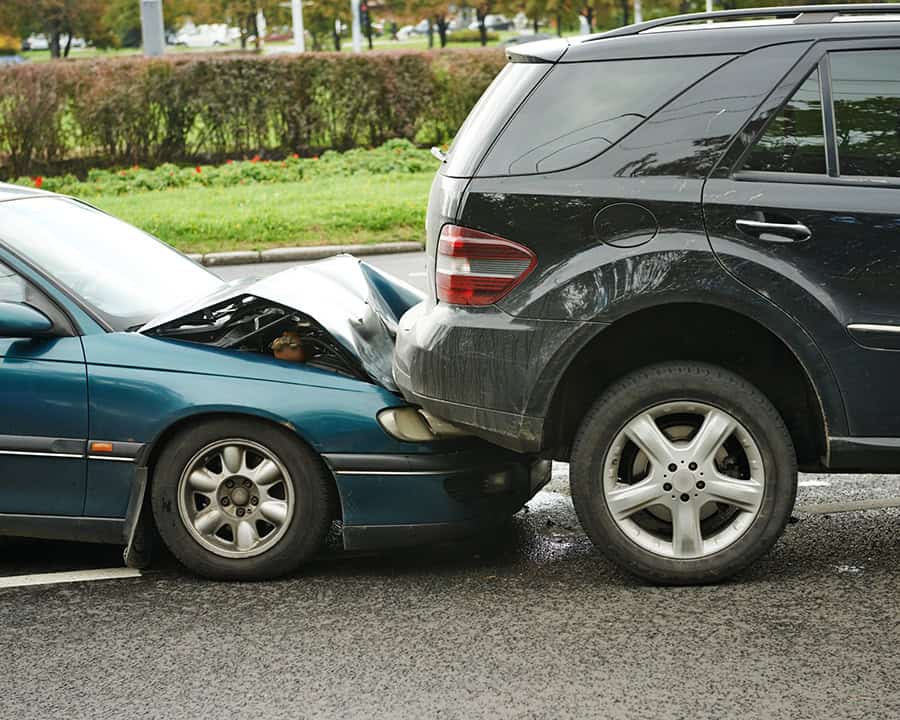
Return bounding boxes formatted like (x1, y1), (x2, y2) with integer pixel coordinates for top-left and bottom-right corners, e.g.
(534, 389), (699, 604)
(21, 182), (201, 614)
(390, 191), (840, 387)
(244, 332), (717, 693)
(603, 402), (764, 559)
(178, 439), (294, 559)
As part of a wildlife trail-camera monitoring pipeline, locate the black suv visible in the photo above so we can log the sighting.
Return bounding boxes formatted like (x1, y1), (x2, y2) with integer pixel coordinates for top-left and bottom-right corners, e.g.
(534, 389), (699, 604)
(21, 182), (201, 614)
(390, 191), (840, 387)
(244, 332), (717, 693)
(394, 4), (900, 584)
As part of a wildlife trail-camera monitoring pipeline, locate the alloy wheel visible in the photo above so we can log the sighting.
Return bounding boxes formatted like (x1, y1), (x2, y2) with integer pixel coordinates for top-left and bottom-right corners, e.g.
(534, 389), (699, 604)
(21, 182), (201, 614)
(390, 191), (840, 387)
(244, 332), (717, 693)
(177, 438), (295, 558)
(602, 401), (764, 559)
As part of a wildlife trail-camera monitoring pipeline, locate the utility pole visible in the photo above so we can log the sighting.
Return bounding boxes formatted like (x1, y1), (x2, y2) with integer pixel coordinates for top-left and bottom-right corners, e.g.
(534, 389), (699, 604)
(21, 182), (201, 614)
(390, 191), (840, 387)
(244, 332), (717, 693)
(291, 0), (305, 51)
(707, 0), (713, 12)
(634, 0), (642, 24)
(140, 0), (165, 57)
(351, 0), (362, 52)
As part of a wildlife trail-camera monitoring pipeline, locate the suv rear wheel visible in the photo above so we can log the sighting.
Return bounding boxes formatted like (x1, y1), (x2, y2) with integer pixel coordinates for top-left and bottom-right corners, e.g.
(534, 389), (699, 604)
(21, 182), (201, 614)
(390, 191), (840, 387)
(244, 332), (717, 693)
(570, 362), (796, 585)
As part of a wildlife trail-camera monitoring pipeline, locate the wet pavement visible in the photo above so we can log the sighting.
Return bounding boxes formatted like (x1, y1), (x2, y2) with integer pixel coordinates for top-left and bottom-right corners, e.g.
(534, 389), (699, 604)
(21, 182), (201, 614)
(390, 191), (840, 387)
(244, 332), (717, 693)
(2, 465), (899, 719)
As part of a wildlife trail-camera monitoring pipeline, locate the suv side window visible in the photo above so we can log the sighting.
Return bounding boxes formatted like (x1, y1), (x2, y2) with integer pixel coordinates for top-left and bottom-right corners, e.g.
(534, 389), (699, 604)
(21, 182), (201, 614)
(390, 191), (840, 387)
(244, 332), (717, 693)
(742, 68), (826, 175)
(831, 50), (900, 179)
(478, 55), (731, 176)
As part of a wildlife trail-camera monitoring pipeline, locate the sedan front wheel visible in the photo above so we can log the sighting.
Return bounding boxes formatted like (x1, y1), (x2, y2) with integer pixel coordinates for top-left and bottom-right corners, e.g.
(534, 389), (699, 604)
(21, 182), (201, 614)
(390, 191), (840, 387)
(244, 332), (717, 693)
(152, 418), (334, 580)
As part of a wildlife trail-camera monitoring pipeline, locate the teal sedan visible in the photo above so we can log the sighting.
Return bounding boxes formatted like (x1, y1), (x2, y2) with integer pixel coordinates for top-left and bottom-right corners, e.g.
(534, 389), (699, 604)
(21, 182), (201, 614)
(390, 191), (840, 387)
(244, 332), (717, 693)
(0, 184), (549, 580)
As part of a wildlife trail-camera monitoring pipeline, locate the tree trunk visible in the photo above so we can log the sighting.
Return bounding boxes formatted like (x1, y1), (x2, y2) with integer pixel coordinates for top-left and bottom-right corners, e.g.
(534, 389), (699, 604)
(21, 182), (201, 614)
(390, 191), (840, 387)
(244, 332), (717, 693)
(365, 11), (373, 49)
(556, 12), (562, 37)
(437, 17), (448, 47)
(585, 7), (593, 32)
(533, 17), (539, 33)
(620, 0), (630, 26)
(427, 18), (434, 48)
(49, 31), (61, 59)
(251, 13), (261, 51)
(477, 8), (487, 46)
(333, 19), (341, 51)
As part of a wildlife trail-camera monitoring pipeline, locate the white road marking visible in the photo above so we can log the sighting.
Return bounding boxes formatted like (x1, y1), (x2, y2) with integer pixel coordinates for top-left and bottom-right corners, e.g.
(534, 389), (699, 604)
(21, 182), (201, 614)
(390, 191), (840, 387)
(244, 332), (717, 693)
(799, 479), (830, 487)
(0, 567), (141, 589)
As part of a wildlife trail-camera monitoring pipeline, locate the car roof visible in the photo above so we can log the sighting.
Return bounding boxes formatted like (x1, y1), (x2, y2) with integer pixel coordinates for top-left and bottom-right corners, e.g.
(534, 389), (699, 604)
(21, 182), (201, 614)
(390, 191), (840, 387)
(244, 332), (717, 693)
(508, 4), (900, 63)
(0, 183), (53, 203)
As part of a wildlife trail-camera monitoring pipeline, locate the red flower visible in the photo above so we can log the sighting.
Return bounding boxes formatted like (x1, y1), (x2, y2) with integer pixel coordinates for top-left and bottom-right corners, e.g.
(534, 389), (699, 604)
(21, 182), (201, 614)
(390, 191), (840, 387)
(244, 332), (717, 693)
(132, 164), (139, 170)
(226, 159), (234, 165)
(33, 176), (43, 189)
(251, 155), (261, 163)
(195, 166), (202, 174)
(291, 153), (299, 159)
(119, 170), (127, 177)
(312, 155), (319, 161)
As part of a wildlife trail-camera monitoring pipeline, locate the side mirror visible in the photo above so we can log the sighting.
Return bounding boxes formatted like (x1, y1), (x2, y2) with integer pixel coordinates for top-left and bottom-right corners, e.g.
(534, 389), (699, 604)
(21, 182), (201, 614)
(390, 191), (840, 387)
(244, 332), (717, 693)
(0, 301), (54, 338)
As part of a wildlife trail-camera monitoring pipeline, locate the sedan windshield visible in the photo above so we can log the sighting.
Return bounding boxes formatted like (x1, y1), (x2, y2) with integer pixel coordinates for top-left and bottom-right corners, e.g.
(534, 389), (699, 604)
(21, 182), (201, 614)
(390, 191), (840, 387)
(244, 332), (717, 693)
(0, 197), (224, 330)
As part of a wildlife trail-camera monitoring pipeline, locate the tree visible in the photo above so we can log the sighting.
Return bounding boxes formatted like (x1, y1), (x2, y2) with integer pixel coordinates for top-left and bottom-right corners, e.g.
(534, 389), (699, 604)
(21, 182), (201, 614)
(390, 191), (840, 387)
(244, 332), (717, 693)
(6, 0), (115, 58)
(105, 0), (201, 47)
(408, 0), (451, 48)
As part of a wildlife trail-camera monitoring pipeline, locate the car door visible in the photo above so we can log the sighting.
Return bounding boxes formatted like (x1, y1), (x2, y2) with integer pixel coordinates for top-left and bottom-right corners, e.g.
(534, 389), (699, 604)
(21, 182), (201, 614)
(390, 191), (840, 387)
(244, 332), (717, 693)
(0, 260), (88, 515)
(703, 41), (900, 437)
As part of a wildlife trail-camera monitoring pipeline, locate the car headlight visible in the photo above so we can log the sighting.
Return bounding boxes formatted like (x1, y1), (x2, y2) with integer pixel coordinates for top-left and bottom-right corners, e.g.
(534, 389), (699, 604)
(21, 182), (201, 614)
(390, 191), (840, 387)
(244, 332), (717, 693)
(377, 407), (470, 442)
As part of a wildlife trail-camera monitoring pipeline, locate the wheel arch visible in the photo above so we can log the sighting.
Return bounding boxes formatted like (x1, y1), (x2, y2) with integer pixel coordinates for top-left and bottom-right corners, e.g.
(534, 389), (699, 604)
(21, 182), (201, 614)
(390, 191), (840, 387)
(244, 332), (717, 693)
(124, 410), (339, 568)
(540, 300), (843, 471)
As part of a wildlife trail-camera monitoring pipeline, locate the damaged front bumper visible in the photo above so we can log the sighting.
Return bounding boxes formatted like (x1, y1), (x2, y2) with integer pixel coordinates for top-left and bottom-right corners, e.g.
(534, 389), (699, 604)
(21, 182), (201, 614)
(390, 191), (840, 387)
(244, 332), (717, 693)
(323, 449), (551, 550)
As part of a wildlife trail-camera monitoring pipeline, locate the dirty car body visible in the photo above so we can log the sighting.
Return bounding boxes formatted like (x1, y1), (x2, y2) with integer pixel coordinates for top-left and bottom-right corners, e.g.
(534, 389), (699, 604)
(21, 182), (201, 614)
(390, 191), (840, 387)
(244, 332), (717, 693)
(0, 187), (549, 578)
(394, 5), (900, 584)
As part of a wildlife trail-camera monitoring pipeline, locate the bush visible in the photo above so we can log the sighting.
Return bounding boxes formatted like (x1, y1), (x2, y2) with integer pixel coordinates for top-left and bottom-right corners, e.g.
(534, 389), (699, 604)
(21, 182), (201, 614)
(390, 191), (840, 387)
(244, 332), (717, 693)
(0, 49), (506, 177)
(448, 30), (500, 43)
(13, 139), (434, 197)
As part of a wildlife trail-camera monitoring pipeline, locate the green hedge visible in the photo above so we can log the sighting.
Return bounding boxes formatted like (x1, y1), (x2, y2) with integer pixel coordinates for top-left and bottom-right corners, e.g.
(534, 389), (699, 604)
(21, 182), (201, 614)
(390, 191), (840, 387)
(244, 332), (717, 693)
(0, 49), (505, 178)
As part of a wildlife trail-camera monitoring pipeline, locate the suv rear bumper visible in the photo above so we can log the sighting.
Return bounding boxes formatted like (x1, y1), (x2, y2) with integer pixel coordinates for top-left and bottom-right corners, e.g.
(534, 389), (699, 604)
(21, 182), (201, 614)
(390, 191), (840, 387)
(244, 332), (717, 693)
(393, 302), (597, 453)
(394, 366), (545, 452)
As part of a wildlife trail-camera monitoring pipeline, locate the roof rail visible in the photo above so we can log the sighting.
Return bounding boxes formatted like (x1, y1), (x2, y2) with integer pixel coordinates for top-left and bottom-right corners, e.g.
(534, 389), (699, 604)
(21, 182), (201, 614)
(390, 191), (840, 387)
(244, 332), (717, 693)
(595, 3), (900, 40)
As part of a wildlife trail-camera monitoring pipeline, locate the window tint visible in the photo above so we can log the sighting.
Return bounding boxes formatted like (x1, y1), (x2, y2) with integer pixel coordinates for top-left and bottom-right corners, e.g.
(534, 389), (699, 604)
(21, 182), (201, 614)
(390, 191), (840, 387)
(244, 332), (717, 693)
(0, 262), (27, 303)
(478, 55), (729, 176)
(743, 69), (826, 175)
(831, 50), (900, 178)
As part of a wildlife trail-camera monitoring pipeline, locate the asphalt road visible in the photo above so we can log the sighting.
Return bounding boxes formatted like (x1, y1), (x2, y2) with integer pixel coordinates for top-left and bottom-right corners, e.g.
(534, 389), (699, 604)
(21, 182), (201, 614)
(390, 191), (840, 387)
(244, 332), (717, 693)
(2, 254), (900, 718)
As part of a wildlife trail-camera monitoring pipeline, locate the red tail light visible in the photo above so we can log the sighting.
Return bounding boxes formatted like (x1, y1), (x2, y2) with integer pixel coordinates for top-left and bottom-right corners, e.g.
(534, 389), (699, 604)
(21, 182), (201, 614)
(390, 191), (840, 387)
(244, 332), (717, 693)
(436, 225), (536, 306)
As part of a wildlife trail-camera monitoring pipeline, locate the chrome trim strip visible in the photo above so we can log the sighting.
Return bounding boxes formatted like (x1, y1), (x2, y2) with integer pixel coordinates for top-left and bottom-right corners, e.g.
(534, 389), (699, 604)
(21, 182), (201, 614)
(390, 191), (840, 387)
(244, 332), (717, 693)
(848, 323), (900, 334)
(0, 450), (83, 459)
(333, 469), (456, 476)
(88, 455), (135, 463)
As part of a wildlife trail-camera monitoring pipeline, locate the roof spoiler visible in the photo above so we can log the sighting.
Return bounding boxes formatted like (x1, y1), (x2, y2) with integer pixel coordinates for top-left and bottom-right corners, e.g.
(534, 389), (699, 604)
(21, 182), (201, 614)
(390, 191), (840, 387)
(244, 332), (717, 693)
(505, 37), (569, 64)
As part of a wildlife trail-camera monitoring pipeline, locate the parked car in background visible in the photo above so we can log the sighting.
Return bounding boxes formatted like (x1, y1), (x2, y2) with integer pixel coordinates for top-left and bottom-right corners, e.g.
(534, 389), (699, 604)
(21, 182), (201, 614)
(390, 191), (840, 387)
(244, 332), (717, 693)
(0, 185), (549, 580)
(469, 14), (513, 31)
(395, 4), (900, 585)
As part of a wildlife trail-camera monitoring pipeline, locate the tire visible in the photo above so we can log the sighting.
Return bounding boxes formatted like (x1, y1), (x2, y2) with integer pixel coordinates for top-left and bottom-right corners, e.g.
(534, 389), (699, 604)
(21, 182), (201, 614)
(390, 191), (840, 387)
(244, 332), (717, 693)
(570, 362), (797, 585)
(151, 417), (335, 580)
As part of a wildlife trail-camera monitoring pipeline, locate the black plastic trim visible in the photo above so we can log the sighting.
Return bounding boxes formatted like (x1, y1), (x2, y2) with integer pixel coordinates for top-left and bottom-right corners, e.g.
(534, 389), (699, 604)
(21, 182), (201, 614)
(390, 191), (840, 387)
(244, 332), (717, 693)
(322, 448), (527, 474)
(0, 435), (85, 455)
(829, 437), (900, 472)
(0, 513), (125, 544)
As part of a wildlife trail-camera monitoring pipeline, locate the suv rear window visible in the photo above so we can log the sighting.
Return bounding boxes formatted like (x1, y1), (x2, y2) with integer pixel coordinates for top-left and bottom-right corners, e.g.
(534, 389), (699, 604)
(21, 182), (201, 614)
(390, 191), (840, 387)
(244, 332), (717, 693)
(742, 68), (826, 175)
(444, 63), (549, 178)
(475, 55), (730, 177)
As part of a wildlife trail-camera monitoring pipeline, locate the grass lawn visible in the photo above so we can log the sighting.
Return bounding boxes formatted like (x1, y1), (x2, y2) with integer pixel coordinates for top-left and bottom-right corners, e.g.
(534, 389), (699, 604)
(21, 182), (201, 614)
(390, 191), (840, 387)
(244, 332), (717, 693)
(92, 171), (433, 254)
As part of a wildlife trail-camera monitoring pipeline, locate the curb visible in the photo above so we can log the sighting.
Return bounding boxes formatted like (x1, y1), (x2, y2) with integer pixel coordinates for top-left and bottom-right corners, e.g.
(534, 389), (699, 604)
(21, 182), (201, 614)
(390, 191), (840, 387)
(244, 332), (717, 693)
(192, 241), (424, 267)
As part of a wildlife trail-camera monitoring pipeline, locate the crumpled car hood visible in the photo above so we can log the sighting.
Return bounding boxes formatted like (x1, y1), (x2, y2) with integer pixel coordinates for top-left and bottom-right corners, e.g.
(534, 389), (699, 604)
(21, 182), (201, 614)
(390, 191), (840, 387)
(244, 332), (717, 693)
(140, 255), (424, 391)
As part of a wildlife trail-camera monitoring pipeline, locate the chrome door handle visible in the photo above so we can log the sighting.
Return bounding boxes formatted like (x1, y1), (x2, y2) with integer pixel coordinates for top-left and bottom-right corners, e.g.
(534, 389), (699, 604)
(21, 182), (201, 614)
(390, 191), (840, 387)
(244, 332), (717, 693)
(735, 219), (812, 242)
